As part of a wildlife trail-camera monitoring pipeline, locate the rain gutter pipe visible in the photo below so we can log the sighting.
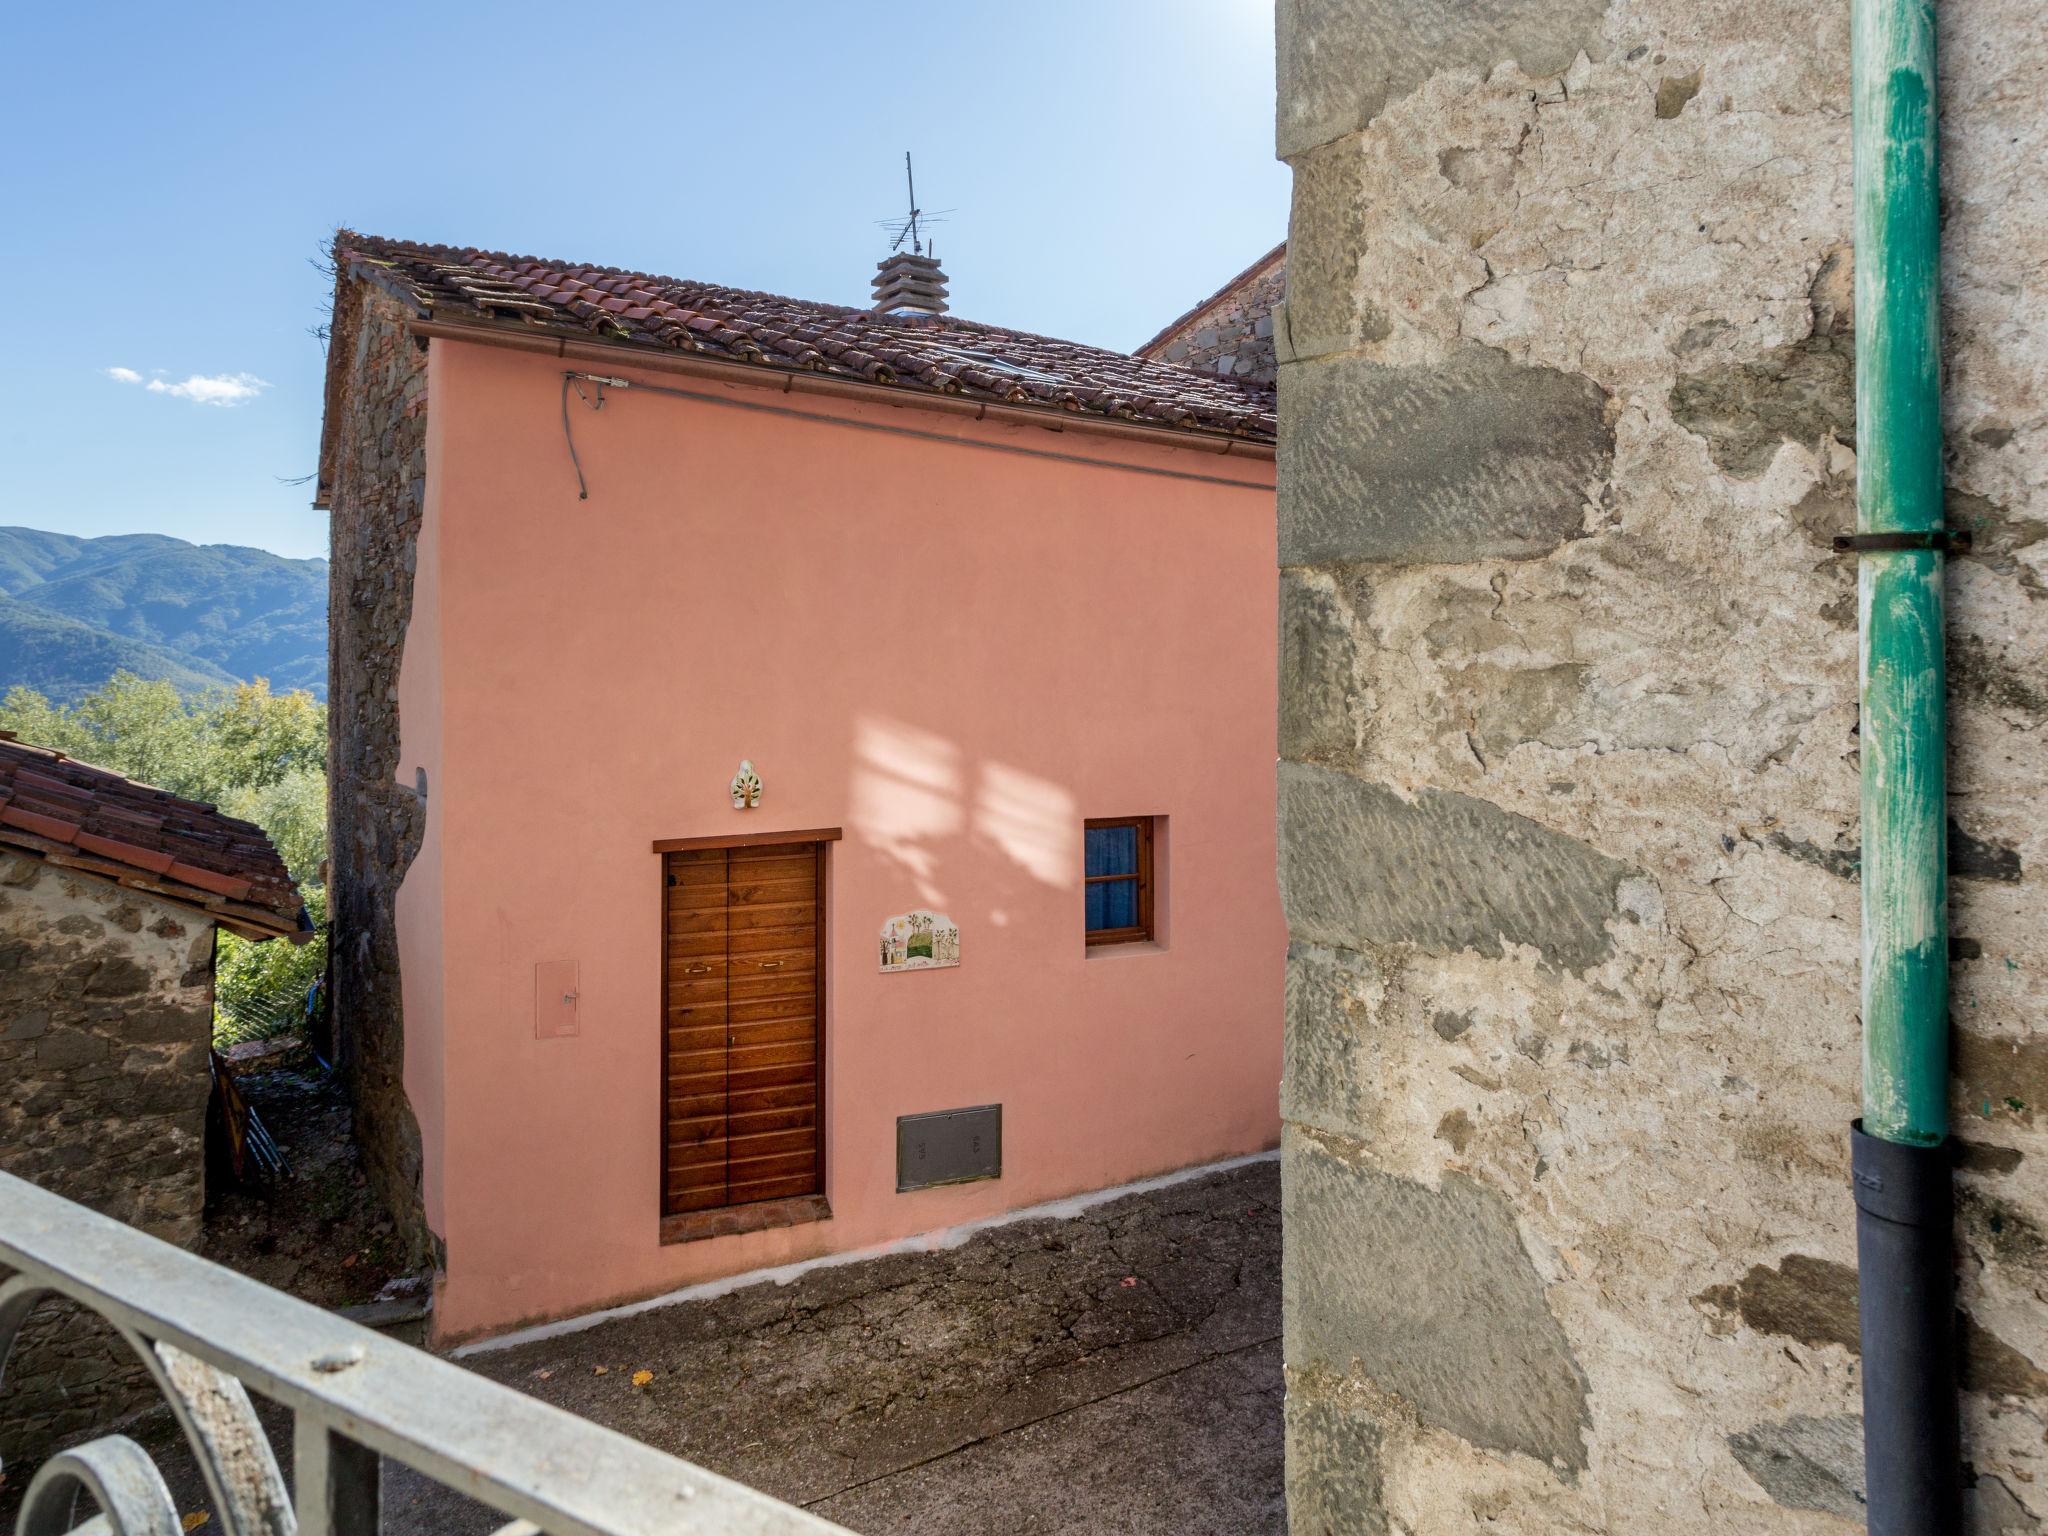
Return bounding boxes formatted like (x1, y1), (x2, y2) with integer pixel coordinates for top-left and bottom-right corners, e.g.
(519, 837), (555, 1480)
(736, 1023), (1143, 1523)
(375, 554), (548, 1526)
(1848, 0), (1958, 1529)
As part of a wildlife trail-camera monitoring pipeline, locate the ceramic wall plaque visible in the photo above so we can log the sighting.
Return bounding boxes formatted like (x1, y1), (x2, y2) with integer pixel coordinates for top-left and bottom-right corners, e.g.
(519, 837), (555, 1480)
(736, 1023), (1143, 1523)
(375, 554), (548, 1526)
(879, 909), (960, 972)
(729, 759), (762, 809)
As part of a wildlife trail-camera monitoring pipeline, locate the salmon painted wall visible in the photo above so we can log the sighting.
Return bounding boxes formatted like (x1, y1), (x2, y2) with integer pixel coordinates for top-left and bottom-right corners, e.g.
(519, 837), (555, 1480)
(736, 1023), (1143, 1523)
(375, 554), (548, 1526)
(399, 337), (1283, 1340)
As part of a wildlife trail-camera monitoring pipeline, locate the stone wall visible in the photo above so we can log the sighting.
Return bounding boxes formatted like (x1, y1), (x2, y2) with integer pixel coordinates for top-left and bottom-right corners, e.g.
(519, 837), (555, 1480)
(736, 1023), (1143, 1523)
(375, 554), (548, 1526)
(1275, 1), (2046, 1530)
(0, 853), (216, 1464)
(1139, 246), (1287, 385)
(320, 275), (434, 1266)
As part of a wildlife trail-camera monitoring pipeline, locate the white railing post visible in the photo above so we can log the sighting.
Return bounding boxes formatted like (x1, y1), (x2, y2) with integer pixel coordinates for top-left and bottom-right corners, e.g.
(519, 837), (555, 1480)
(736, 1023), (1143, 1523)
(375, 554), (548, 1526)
(0, 1171), (851, 1536)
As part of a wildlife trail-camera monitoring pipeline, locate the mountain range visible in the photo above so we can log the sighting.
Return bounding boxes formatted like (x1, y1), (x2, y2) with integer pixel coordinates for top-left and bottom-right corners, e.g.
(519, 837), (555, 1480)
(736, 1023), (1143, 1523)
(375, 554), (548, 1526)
(0, 527), (327, 701)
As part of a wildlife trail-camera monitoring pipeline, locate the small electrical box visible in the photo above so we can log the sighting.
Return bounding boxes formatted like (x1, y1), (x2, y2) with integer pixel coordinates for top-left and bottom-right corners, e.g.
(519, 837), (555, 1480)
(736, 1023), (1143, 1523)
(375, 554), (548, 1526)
(897, 1104), (1001, 1192)
(534, 960), (580, 1039)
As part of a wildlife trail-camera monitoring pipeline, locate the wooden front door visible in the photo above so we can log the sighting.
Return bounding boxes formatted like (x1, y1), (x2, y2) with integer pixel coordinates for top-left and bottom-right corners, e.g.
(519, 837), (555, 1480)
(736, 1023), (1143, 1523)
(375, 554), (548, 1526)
(663, 839), (824, 1217)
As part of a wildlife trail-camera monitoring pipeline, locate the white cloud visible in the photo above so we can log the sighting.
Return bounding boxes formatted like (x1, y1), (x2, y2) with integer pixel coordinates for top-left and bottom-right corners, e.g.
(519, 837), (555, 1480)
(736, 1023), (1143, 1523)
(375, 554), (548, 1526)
(145, 372), (271, 406)
(105, 366), (271, 406)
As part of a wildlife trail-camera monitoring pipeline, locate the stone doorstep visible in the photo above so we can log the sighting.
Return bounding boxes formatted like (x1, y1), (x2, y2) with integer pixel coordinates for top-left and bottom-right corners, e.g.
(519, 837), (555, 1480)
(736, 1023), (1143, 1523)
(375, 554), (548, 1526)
(335, 1280), (434, 1348)
(334, 1300), (432, 1350)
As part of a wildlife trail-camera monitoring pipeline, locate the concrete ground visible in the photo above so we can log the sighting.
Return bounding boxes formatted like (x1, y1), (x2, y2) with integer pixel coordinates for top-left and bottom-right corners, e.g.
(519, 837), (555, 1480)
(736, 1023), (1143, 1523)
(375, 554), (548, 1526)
(124, 1158), (1284, 1535)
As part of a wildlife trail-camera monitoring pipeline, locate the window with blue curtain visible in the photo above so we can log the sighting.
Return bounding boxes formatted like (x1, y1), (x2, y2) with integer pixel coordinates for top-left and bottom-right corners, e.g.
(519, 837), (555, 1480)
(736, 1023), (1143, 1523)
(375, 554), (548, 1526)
(1084, 817), (1154, 944)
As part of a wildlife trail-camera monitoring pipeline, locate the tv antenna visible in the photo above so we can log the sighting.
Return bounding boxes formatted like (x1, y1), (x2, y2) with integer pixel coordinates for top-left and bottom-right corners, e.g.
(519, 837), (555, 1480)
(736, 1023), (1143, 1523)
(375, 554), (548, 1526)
(877, 152), (952, 257)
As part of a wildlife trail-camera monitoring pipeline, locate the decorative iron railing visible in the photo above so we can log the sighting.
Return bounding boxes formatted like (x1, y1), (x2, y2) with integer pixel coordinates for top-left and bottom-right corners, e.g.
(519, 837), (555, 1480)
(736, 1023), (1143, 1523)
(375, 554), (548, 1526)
(0, 1172), (850, 1535)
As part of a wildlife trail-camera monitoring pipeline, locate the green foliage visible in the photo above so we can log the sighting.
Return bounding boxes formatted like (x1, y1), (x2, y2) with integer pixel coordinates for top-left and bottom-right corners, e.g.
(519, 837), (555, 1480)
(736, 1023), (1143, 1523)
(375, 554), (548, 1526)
(217, 889), (328, 1037)
(211, 689), (326, 801)
(0, 673), (330, 1043)
(222, 768), (327, 887)
(0, 673), (324, 805)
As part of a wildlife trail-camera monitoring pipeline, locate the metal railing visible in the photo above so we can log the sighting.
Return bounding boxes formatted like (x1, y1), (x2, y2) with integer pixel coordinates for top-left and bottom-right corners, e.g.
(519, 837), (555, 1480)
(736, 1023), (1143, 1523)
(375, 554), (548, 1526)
(0, 1172), (851, 1535)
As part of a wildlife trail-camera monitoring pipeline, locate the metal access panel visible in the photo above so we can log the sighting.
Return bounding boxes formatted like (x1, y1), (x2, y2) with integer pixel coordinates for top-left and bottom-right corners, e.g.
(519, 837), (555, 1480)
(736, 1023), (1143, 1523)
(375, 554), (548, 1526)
(897, 1104), (1002, 1191)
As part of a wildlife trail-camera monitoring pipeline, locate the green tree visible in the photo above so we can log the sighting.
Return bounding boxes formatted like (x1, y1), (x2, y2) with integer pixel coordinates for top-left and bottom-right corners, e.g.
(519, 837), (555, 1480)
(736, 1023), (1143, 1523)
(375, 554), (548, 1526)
(0, 675), (203, 793)
(0, 673), (325, 805)
(209, 682), (326, 792)
(216, 889), (328, 1032)
(222, 767), (327, 887)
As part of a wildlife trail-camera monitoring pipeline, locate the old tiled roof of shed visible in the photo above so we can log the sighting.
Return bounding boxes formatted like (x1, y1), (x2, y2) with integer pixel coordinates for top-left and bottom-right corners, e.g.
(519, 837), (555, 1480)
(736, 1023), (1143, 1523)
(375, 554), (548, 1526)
(0, 736), (304, 939)
(335, 232), (1277, 444)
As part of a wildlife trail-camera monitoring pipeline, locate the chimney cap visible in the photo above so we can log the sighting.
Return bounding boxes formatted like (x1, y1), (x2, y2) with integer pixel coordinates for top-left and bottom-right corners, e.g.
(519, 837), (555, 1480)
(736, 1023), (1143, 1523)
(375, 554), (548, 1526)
(873, 249), (949, 316)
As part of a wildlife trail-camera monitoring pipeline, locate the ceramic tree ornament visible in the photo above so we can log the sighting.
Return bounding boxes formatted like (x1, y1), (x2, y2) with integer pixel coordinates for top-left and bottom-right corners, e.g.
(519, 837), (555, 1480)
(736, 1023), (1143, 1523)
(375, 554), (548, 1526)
(730, 759), (763, 809)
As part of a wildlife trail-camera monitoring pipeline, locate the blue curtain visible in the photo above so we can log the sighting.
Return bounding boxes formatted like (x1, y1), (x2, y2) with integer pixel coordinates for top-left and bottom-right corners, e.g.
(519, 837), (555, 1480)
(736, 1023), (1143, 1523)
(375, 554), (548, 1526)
(1087, 878), (1138, 930)
(1085, 824), (1137, 877)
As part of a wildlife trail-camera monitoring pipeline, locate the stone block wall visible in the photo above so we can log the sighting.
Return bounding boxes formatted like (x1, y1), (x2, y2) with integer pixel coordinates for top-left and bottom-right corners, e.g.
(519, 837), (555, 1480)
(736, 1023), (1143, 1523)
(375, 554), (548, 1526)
(1141, 246), (1288, 384)
(0, 853), (216, 1464)
(1275, 0), (2046, 1530)
(320, 274), (433, 1266)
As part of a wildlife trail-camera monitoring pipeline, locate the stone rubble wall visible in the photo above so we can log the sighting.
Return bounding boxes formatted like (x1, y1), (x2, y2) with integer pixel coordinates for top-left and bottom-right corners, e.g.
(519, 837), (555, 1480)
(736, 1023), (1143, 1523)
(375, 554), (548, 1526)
(1275, 0), (2046, 1530)
(0, 854), (216, 1465)
(322, 278), (434, 1268)
(1142, 252), (1288, 385)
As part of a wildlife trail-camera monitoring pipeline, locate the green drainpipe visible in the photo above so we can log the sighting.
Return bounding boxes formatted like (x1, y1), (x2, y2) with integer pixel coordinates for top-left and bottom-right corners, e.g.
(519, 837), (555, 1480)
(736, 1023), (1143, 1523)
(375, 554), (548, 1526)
(1848, 0), (1957, 1529)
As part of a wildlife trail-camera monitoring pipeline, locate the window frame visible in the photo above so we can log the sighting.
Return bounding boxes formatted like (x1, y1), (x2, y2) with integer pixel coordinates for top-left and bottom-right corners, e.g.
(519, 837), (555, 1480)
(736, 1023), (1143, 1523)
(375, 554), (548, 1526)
(1084, 815), (1156, 946)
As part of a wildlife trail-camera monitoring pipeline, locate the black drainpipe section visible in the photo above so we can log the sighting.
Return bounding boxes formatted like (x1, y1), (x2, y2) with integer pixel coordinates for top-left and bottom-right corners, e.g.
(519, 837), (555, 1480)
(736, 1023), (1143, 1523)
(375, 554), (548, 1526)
(1852, 1124), (1960, 1532)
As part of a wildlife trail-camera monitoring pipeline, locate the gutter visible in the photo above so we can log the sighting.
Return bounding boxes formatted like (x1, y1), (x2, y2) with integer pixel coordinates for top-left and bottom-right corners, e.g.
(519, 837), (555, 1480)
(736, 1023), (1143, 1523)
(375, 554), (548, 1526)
(404, 315), (1278, 465)
(1847, 0), (1958, 1528)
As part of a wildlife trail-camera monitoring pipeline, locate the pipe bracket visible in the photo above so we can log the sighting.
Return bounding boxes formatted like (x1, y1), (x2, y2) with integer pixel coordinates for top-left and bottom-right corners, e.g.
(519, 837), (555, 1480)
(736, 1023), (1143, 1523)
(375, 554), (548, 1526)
(1832, 529), (1974, 555)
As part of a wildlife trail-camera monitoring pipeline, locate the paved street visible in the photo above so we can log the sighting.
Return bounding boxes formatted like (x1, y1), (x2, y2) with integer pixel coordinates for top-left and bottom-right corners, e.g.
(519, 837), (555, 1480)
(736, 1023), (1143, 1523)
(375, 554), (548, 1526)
(428, 1157), (1284, 1534)
(117, 1157), (1282, 1535)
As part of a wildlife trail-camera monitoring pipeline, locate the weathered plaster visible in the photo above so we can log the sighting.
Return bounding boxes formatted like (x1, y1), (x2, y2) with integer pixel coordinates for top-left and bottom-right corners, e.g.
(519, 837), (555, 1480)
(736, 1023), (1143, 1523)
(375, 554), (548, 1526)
(1277, 0), (2048, 1526)
(1276, 0), (1614, 157)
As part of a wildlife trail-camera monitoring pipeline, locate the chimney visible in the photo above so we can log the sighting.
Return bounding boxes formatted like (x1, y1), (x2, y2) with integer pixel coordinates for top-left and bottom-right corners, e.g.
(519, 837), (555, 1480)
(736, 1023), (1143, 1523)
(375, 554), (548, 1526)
(872, 250), (949, 316)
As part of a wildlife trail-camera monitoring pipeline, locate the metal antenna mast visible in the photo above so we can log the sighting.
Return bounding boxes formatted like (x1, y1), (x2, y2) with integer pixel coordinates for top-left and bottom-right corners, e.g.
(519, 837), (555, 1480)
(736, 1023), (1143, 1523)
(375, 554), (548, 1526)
(903, 152), (921, 254)
(879, 151), (950, 258)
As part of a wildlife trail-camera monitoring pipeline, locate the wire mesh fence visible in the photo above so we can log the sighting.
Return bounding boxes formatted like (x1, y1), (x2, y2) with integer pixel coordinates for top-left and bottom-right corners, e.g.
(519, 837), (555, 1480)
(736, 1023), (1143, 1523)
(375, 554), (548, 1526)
(212, 984), (314, 1050)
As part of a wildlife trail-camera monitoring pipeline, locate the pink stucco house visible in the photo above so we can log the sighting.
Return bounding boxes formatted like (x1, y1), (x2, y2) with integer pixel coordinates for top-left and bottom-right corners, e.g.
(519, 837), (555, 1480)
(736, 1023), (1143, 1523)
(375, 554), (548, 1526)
(315, 233), (1283, 1341)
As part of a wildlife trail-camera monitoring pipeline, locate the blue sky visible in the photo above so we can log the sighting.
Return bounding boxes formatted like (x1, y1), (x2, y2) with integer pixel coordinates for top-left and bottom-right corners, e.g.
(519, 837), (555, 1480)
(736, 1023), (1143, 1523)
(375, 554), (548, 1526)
(0, 2), (1287, 562)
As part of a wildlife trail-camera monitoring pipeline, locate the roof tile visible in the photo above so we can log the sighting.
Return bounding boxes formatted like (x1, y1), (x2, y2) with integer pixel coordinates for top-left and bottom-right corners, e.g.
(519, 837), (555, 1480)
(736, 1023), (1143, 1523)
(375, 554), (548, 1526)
(0, 739), (301, 933)
(336, 232), (1276, 444)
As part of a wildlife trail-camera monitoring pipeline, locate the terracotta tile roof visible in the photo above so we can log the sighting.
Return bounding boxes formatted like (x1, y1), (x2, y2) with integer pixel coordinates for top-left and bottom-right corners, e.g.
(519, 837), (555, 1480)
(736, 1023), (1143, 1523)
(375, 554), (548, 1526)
(0, 736), (303, 939)
(335, 232), (1277, 445)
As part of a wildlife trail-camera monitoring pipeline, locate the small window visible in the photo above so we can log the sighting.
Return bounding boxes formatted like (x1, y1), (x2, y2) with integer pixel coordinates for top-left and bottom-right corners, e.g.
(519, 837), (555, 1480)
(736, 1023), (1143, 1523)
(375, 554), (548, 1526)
(1085, 816), (1155, 945)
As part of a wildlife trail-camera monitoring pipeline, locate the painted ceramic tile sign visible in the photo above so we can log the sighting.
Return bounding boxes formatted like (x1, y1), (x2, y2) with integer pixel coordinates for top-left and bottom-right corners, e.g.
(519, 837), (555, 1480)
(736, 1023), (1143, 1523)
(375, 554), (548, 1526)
(880, 909), (960, 973)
